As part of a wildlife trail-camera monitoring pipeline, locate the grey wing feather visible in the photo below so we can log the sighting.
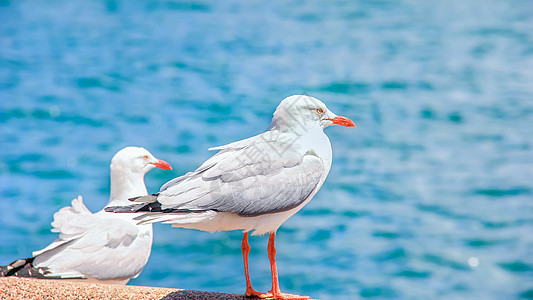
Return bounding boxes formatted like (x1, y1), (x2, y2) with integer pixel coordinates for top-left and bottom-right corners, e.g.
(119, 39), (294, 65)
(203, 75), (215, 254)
(159, 171), (196, 193)
(155, 131), (325, 217)
(206, 155), (324, 216)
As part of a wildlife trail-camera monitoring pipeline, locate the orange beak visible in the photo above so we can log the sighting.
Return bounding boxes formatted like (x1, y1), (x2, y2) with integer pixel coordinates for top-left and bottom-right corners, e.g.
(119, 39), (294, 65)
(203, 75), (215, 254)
(328, 115), (356, 127)
(153, 159), (172, 170)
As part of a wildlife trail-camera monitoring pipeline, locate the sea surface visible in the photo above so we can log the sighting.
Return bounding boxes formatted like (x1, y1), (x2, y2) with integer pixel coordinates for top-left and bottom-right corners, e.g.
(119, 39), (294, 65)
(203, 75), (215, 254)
(1, 1), (532, 299)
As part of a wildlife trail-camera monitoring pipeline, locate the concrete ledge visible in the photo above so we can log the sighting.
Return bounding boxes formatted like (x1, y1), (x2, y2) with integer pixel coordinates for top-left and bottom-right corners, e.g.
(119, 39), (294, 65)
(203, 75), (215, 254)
(0, 277), (250, 300)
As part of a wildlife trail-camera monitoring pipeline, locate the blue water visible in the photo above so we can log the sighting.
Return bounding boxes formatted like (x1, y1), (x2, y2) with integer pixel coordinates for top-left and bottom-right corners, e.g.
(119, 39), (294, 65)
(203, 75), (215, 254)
(1, 0), (533, 299)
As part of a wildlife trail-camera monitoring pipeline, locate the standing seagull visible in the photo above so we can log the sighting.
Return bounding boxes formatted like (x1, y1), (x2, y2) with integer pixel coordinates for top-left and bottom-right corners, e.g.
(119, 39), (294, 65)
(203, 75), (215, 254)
(106, 95), (355, 298)
(0, 147), (171, 284)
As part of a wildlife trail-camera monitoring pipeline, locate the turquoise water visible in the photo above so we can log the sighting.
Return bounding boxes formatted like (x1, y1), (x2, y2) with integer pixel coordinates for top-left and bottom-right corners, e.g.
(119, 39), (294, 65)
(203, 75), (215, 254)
(1, 0), (533, 299)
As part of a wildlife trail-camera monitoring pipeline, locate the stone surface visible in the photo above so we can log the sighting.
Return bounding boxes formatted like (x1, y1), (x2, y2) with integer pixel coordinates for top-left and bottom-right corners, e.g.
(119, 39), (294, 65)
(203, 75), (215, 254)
(0, 277), (177, 300)
(0, 277), (261, 299)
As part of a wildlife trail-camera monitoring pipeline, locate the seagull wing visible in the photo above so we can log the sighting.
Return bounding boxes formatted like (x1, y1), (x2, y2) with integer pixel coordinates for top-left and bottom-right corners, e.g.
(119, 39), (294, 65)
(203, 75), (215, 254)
(153, 131), (326, 217)
(32, 197), (147, 280)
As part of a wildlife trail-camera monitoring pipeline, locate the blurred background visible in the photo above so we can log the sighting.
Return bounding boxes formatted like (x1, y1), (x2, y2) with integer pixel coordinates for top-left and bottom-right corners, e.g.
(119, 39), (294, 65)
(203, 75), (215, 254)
(1, 0), (532, 299)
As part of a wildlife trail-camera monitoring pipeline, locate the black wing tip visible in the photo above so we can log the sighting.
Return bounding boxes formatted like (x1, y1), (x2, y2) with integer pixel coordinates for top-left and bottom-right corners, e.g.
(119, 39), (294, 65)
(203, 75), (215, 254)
(104, 206), (117, 213)
(104, 205), (139, 213)
(136, 201), (163, 212)
(106, 201), (215, 215)
(128, 193), (159, 202)
(129, 196), (141, 202)
(0, 257), (53, 278)
(105, 202), (165, 213)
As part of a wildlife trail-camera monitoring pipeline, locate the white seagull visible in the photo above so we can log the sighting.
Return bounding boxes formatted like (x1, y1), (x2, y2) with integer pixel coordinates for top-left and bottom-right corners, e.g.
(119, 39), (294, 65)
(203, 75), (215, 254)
(106, 95), (355, 298)
(0, 147), (171, 284)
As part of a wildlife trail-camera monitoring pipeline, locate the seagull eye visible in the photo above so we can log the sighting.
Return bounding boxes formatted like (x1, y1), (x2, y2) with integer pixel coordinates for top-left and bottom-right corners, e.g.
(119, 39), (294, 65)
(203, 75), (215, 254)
(316, 108), (324, 115)
(142, 155), (149, 160)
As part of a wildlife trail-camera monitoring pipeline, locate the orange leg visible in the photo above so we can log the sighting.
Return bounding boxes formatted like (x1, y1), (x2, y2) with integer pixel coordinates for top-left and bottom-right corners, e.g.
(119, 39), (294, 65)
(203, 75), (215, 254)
(242, 232), (266, 297)
(256, 232), (310, 300)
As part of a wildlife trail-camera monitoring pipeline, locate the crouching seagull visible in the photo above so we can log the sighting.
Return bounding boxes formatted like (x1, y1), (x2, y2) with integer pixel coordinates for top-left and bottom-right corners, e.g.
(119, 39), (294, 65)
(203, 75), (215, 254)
(1, 147), (171, 284)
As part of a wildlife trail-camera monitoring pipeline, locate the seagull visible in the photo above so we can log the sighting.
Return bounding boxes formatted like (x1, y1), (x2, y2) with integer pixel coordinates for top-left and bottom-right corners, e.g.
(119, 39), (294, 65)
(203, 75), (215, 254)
(106, 95), (355, 298)
(0, 147), (171, 284)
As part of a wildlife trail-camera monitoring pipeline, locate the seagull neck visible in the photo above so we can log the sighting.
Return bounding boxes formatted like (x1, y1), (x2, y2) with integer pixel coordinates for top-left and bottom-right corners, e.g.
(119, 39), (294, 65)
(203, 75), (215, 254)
(107, 168), (148, 207)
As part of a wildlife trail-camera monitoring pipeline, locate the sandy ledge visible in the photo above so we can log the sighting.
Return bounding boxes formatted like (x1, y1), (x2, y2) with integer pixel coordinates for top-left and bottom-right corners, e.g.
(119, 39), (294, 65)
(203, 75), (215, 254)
(0, 277), (252, 300)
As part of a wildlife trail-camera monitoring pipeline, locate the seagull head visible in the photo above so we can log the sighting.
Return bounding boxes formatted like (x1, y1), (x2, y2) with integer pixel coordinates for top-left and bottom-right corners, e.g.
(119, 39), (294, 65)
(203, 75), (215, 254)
(111, 146), (172, 175)
(108, 147), (171, 206)
(269, 95), (355, 133)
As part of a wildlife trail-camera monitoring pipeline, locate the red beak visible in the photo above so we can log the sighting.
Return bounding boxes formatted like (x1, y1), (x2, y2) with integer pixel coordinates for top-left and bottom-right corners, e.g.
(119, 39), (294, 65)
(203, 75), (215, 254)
(329, 115), (356, 127)
(153, 159), (172, 170)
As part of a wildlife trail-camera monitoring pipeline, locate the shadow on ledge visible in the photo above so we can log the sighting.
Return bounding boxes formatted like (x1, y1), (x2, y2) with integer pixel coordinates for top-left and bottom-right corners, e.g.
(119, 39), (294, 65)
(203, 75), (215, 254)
(162, 290), (251, 300)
